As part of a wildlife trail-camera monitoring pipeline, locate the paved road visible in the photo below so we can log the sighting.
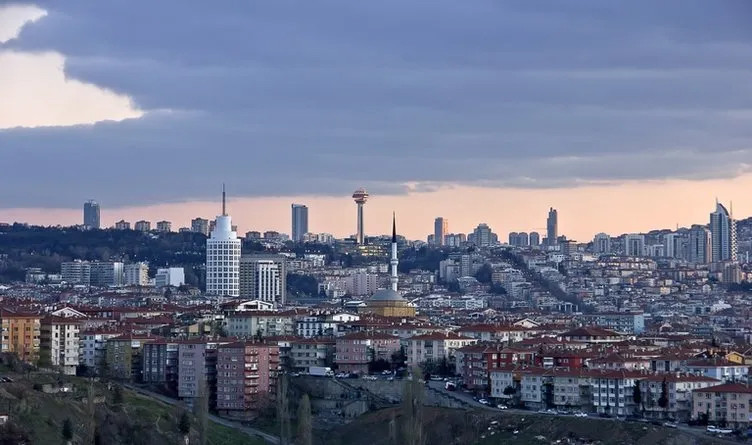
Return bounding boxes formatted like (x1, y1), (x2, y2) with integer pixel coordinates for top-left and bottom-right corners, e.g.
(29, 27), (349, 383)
(426, 381), (739, 444)
(124, 384), (280, 445)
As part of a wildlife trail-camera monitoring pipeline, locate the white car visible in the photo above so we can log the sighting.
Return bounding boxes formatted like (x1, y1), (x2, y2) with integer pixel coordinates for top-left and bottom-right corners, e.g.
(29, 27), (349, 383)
(497, 404), (508, 410)
(574, 412), (588, 418)
(478, 399), (490, 405)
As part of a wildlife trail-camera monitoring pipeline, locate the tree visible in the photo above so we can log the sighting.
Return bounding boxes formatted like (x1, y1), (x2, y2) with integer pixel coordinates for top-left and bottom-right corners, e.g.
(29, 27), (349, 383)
(402, 367), (425, 445)
(658, 378), (669, 417)
(296, 394), (312, 445)
(391, 346), (407, 369)
(178, 409), (191, 444)
(277, 374), (291, 445)
(112, 384), (124, 409)
(503, 385), (516, 396)
(194, 379), (209, 445)
(474, 264), (493, 284)
(632, 381), (643, 415)
(0, 421), (31, 445)
(86, 380), (97, 444)
(62, 418), (73, 444)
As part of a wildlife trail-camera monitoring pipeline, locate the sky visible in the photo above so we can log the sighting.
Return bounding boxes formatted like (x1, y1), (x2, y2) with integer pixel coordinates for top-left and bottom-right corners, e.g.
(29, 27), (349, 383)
(2, 1), (752, 241)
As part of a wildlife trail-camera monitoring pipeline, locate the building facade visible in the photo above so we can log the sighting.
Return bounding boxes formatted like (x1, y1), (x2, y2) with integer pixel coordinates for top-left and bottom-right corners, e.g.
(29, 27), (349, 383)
(40, 316), (80, 375)
(216, 342), (280, 413)
(239, 255), (287, 306)
(291, 204), (309, 243)
(83, 200), (100, 229)
(206, 188), (241, 297)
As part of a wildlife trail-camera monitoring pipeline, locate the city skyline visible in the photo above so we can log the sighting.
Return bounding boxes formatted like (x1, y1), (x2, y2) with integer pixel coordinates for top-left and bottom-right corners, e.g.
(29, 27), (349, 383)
(3, 179), (752, 242)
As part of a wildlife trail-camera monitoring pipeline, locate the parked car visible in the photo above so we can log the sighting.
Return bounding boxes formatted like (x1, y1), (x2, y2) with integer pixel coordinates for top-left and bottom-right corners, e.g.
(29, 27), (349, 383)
(478, 399), (490, 405)
(663, 422), (678, 429)
(574, 412), (588, 418)
(496, 404), (508, 410)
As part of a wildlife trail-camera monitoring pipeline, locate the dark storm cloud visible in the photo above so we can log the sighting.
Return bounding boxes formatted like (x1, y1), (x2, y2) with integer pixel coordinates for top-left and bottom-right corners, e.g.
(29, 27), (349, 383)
(3, 0), (752, 207)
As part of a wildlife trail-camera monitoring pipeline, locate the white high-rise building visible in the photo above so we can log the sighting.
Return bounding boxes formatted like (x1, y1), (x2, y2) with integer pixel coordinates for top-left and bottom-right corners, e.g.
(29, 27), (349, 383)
(239, 254), (287, 306)
(206, 186), (241, 297)
(124, 262), (149, 286)
(593, 233), (611, 254)
(624, 234), (645, 257)
(710, 201), (737, 263)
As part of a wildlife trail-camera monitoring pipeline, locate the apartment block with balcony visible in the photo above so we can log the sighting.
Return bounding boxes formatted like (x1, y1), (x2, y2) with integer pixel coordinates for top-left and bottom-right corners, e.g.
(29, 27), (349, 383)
(40, 316), (80, 375)
(216, 342), (280, 414)
(290, 338), (335, 373)
(692, 383), (752, 428)
(0, 309), (41, 363)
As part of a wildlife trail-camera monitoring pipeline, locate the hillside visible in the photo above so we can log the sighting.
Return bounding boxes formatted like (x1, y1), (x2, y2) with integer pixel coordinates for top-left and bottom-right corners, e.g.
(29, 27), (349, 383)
(0, 369), (265, 445)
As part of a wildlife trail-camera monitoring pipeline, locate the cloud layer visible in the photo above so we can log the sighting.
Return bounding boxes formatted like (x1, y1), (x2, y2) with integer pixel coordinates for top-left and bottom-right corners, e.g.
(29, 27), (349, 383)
(2, 1), (752, 208)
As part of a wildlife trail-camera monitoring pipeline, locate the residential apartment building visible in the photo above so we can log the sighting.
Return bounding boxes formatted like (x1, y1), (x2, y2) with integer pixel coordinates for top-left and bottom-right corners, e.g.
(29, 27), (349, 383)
(155, 267), (185, 288)
(296, 313), (359, 338)
(583, 312), (645, 334)
(105, 334), (156, 381)
(134, 220), (151, 232)
(0, 309), (41, 362)
(80, 330), (121, 372)
(239, 254), (287, 306)
(404, 331), (476, 368)
(178, 340), (223, 407)
(290, 338), (335, 372)
(225, 312), (295, 338)
(90, 261), (124, 287)
(216, 342), (280, 413)
(124, 262), (149, 286)
(640, 374), (720, 421)
(335, 332), (400, 374)
(61, 260), (91, 285)
(693, 383), (752, 428)
(40, 316), (80, 375)
(142, 341), (179, 388)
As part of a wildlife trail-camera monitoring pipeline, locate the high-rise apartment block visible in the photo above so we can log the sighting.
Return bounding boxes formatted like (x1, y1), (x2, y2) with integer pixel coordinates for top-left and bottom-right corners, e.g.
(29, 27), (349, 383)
(83, 200), (100, 229)
(191, 218), (210, 236)
(61, 260), (91, 285)
(470, 223), (496, 247)
(546, 207), (558, 246)
(710, 201), (737, 263)
(124, 262), (149, 286)
(688, 225), (711, 264)
(239, 254), (287, 306)
(624, 234), (645, 257)
(156, 220), (172, 232)
(593, 233), (611, 254)
(529, 231), (540, 247)
(155, 267), (185, 288)
(90, 261), (124, 287)
(216, 342), (280, 413)
(115, 220), (130, 230)
(434, 217), (448, 246)
(134, 220), (151, 232)
(291, 204), (309, 242)
(444, 233), (466, 248)
(40, 316), (80, 375)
